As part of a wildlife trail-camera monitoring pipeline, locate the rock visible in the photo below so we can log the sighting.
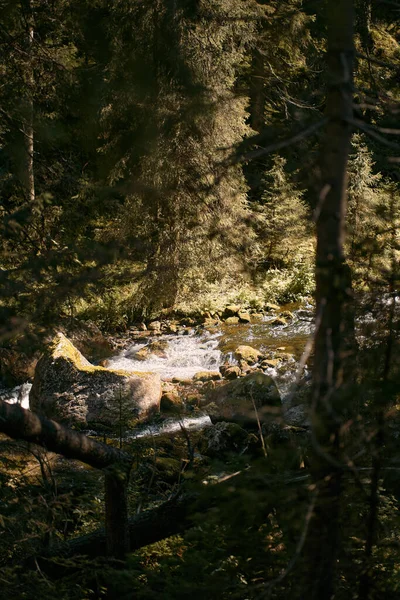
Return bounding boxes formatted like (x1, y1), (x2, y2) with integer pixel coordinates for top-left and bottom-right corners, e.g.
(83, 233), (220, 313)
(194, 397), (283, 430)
(224, 316), (240, 325)
(166, 323), (178, 334)
(193, 371), (222, 382)
(172, 377), (193, 385)
(160, 391), (183, 413)
(199, 422), (251, 458)
(238, 312), (251, 323)
(234, 345), (262, 365)
(260, 359), (280, 369)
(205, 372), (281, 427)
(280, 310), (294, 320)
(269, 317), (287, 327)
(219, 364), (241, 380)
(66, 321), (113, 363)
(131, 340), (169, 361)
(283, 404), (310, 427)
(275, 351), (294, 361)
(224, 304), (241, 317)
(148, 321), (161, 332)
(224, 366), (241, 379)
(30, 333), (161, 427)
(251, 313), (264, 322)
(264, 303), (280, 312)
(133, 347), (151, 361)
(147, 340), (169, 358)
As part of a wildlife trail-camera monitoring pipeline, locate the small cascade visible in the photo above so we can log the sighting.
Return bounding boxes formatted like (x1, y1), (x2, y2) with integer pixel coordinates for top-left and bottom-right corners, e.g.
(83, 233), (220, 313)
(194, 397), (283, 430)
(0, 382), (32, 410)
(107, 330), (223, 380)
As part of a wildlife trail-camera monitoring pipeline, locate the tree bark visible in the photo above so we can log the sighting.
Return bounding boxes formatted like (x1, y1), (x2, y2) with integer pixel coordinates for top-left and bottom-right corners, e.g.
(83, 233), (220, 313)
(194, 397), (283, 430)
(0, 400), (132, 557)
(22, 0), (35, 204)
(303, 1), (356, 598)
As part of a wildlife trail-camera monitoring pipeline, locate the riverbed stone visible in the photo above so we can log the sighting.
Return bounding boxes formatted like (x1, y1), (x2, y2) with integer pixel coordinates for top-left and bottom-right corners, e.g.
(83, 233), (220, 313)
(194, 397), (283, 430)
(224, 316), (240, 325)
(193, 371), (222, 382)
(30, 333), (161, 428)
(251, 313), (264, 322)
(269, 317), (287, 327)
(238, 312), (251, 323)
(261, 359), (280, 369)
(160, 391), (183, 413)
(224, 304), (241, 317)
(148, 321), (161, 332)
(234, 345), (262, 365)
(205, 372), (281, 427)
(219, 364), (241, 380)
(264, 303), (280, 312)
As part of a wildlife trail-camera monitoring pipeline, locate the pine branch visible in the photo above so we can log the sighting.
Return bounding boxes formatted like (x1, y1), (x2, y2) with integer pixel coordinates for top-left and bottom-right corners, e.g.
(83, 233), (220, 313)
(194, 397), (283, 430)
(234, 118), (329, 164)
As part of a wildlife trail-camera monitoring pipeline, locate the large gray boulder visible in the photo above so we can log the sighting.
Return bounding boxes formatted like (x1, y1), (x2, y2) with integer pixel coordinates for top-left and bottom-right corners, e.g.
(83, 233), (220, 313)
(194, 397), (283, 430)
(204, 372), (281, 427)
(30, 333), (161, 428)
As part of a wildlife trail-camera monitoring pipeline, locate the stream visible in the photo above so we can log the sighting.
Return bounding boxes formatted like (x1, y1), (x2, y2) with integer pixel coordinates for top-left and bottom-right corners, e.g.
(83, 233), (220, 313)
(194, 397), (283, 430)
(1, 305), (315, 437)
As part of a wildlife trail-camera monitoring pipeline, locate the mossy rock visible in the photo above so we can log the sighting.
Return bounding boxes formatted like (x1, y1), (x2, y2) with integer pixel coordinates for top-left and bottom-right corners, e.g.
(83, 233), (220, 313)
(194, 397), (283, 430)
(234, 345), (262, 365)
(30, 333), (161, 428)
(205, 372), (281, 427)
(193, 371), (222, 382)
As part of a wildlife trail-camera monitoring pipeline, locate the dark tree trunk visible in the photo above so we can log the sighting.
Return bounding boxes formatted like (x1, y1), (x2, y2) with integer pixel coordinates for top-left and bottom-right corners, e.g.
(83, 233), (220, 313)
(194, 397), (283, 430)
(302, 1), (356, 598)
(21, 0), (35, 204)
(0, 400), (133, 557)
(249, 47), (266, 134)
(356, 0), (373, 52)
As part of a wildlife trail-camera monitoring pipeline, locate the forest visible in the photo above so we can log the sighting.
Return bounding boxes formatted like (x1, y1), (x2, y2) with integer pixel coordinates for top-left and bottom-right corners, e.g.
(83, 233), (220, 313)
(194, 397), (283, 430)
(0, 0), (399, 598)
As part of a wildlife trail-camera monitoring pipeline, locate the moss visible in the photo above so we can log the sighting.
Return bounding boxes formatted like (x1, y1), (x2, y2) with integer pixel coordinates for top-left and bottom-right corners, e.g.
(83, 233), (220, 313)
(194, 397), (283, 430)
(51, 333), (152, 378)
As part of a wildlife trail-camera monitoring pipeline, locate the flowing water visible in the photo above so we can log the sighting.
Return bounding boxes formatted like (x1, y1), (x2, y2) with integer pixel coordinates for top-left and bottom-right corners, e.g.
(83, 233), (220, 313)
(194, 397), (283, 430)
(1, 306), (314, 423)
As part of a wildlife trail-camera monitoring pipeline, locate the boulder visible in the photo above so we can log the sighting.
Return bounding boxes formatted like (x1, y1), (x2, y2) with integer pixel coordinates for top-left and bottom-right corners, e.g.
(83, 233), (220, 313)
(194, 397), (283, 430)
(29, 333), (161, 428)
(205, 372), (281, 427)
(234, 345), (262, 365)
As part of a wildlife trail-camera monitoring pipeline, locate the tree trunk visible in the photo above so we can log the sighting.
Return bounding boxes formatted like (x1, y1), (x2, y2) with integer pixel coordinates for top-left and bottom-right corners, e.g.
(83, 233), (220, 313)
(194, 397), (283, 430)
(356, 0), (373, 52)
(0, 400), (132, 557)
(23, 0), (35, 204)
(302, 1), (356, 598)
(249, 47), (266, 134)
